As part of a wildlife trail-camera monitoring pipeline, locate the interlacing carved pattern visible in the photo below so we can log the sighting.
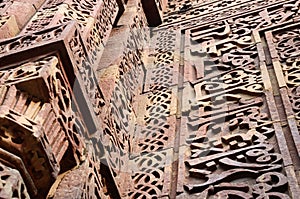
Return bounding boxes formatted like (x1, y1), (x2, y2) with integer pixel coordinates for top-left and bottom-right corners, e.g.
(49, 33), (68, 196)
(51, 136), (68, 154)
(1, 22), (106, 128)
(7, 23), (107, 127)
(2, 0), (300, 198)
(0, 24), (65, 54)
(0, 56), (91, 197)
(23, 6), (59, 32)
(148, 66), (173, 91)
(107, 82), (133, 152)
(136, 116), (175, 153)
(154, 29), (176, 52)
(86, 0), (118, 66)
(57, 4), (93, 30)
(68, 29), (105, 117)
(165, 0), (246, 22)
(118, 50), (144, 103)
(0, 0), (119, 198)
(98, 6), (148, 189)
(138, 89), (173, 153)
(127, 23), (179, 197)
(128, 152), (167, 199)
(176, 4), (296, 197)
(22, 0), (118, 68)
(166, 0), (214, 14)
(182, 97), (286, 197)
(0, 162), (30, 199)
(144, 89), (172, 124)
(23, 0), (113, 33)
(128, 87), (175, 197)
(272, 27), (300, 155)
(0, 4), (107, 159)
(183, 0), (300, 81)
(145, 28), (178, 92)
(0, 22), (105, 161)
(65, 0), (99, 16)
(161, 0), (297, 28)
(127, 8), (149, 52)
(102, 50), (143, 181)
(0, 56), (86, 162)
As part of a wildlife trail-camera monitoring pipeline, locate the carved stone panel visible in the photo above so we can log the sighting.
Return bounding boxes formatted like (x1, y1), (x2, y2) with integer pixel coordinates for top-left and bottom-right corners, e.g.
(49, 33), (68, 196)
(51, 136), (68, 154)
(0, 55), (92, 197)
(22, 0), (119, 68)
(144, 28), (180, 92)
(127, 150), (173, 198)
(49, 144), (112, 199)
(265, 23), (300, 160)
(167, 1), (300, 198)
(1, 0), (300, 198)
(0, 162), (30, 198)
(0, 22), (117, 197)
(0, 22), (105, 137)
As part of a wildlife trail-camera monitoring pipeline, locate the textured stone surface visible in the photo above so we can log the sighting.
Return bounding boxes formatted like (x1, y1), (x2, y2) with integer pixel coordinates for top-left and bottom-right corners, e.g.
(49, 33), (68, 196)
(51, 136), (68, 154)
(3, 1), (36, 29)
(0, 15), (19, 39)
(0, 0), (300, 198)
(0, 162), (30, 198)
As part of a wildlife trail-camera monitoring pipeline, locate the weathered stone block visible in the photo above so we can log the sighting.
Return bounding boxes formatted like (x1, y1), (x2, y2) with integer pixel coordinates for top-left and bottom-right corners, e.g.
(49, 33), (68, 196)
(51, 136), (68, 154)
(0, 15), (19, 39)
(16, 0), (46, 9)
(4, 1), (35, 29)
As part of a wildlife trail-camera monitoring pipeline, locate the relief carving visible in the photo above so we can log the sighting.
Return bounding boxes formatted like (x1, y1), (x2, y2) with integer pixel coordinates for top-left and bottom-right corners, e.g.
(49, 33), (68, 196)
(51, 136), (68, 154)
(49, 144), (111, 198)
(0, 0), (300, 198)
(0, 162), (30, 198)
(175, 2), (300, 198)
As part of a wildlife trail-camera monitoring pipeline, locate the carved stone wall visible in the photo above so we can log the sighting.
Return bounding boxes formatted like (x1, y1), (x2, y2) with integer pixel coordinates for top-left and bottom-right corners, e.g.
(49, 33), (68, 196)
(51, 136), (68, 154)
(0, 0), (300, 198)
(0, 1), (120, 197)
